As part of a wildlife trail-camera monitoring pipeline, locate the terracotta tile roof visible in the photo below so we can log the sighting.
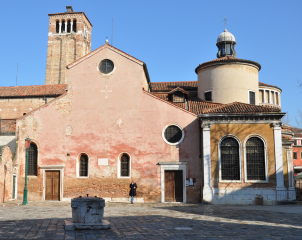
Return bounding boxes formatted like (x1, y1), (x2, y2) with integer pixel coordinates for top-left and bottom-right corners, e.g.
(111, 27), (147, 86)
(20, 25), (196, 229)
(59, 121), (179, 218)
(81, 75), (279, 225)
(200, 101), (281, 114)
(168, 87), (189, 96)
(259, 82), (282, 91)
(0, 84), (67, 97)
(151, 81), (198, 92)
(195, 57), (261, 73)
(151, 92), (222, 115)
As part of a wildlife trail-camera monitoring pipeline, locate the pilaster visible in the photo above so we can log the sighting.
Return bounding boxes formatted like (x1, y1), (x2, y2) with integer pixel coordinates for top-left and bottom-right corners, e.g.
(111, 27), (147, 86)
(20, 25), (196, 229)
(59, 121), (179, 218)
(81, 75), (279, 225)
(272, 122), (285, 190)
(201, 123), (213, 202)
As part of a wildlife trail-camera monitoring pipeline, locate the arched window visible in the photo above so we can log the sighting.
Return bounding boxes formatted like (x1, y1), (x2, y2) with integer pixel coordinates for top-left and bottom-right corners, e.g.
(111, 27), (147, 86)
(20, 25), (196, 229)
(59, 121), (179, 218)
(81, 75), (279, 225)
(246, 137), (265, 180)
(220, 137), (240, 180)
(121, 154), (129, 177)
(79, 154), (88, 177)
(28, 143), (38, 176)
(67, 20), (71, 33)
(61, 20), (65, 33)
(73, 20), (77, 32)
(56, 21), (60, 33)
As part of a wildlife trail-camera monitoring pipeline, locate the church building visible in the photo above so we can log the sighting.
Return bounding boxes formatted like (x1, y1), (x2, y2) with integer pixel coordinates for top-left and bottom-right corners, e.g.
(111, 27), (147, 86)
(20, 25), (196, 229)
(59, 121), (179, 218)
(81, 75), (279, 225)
(0, 6), (294, 205)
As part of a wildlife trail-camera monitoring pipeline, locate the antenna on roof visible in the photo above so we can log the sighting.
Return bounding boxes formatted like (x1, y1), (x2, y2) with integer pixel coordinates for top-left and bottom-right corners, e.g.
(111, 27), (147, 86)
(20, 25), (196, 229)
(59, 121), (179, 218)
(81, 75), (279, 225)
(111, 18), (113, 45)
(16, 63), (18, 86)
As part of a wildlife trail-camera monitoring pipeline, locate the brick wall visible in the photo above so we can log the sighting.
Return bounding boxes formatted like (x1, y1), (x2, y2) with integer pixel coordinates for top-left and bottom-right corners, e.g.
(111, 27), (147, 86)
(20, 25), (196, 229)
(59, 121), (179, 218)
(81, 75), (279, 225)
(0, 97), (55, 119)
(45, 12), (92, 85)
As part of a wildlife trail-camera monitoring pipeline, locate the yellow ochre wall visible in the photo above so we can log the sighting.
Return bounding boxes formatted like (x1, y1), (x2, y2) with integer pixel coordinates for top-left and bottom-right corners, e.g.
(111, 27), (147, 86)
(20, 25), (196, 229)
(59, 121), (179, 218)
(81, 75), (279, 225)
(209, 123), (276, 188)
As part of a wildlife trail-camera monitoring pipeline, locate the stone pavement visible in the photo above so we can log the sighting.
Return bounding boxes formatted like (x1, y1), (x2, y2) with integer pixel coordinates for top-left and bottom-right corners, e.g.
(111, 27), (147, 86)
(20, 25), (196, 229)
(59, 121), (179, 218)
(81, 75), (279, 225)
(0, 200), (302, 239)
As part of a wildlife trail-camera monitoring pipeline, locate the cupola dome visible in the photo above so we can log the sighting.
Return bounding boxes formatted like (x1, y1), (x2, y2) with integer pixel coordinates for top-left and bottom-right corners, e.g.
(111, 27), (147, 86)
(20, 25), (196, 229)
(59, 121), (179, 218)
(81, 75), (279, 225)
(216, 29), (237, 58)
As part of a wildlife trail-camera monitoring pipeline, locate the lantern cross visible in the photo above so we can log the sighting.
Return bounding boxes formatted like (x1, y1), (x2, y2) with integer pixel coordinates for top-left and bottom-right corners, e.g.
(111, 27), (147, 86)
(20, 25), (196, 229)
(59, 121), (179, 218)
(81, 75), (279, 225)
(222, 17), (229, 28)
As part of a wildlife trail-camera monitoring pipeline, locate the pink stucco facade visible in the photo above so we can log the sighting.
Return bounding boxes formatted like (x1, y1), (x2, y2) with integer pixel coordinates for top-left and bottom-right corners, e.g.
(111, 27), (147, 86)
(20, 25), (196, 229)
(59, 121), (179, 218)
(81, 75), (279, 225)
(16, 44), (201, 202)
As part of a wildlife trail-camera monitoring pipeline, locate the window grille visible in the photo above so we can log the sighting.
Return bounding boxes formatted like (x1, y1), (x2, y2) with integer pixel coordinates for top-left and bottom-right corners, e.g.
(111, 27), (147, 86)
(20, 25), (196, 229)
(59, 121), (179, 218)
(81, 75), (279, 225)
(221, 137), (240, 180)
(246, 137), (265, 180)
(73, 20), (77, 32)
(79, 154), (88, 177)
(164, 125), (183, 144)
(294, 152), (297, 159)
(121, 154), (129, 177)
(173, 92), (184, 103)
(28, 143), (37, 176)
(100, 59), (114, 74)
(249, 91), (255, 105)
(204, 91), (212, 101)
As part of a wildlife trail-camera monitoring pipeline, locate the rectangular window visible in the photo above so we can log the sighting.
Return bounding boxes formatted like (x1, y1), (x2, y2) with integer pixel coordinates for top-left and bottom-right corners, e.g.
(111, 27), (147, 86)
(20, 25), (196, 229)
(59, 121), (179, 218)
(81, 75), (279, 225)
(226, 44), (231, 54)
(271, 91), (275, 104)
(294, 152), (297, 159)
(259, 90), (264, 103)
(265, 90), (270, 103)
(249, 91), (255, 105)
(294, 140), (298, 146)
(301, 152), (302, 159)
(204, 91), (212, 101)
(173, 92), (184, 103)
(221, 45), (225, 55)
(275, 92), (279, 105)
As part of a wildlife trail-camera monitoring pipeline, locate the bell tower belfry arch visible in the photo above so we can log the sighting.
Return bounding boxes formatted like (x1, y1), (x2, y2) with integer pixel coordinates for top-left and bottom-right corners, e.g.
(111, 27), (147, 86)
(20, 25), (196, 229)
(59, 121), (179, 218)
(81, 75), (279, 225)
(45, 6), (92, 85)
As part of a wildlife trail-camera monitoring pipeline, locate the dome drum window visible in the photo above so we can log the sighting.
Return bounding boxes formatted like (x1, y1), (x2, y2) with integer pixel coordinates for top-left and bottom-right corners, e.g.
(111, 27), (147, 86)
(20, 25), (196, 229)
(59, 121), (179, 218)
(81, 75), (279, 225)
(100, 59), (114, 74)
(163, 124), (184, 145)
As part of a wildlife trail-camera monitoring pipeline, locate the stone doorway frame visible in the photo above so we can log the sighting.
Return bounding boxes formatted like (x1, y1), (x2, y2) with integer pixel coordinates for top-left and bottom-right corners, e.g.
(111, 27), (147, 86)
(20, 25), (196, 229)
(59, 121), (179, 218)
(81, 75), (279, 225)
(158, 162), (187, 203)
(40, 165), (64, 201)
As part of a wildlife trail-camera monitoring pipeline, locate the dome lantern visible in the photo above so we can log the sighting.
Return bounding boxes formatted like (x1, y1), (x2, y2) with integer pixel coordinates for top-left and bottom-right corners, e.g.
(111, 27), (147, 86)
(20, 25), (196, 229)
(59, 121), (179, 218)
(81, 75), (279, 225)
(216, 29), (237, 58)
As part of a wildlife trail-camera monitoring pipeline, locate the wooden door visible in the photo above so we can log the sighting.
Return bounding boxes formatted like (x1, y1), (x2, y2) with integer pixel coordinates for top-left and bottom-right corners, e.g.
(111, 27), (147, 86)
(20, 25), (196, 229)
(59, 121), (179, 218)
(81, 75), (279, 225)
(165, 170), (183, 202)
(45, 171), (60, 200)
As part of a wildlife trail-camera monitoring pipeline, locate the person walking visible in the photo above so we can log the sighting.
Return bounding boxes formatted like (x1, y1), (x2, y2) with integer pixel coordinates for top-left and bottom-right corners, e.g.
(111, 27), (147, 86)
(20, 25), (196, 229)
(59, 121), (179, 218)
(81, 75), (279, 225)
(129, 180), (137, 204)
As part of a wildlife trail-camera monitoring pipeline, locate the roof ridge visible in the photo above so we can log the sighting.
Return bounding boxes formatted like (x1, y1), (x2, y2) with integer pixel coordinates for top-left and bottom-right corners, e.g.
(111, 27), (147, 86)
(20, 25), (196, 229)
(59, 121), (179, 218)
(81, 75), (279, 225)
(0, 84), (67, 88)
(67, 43), (144, 69)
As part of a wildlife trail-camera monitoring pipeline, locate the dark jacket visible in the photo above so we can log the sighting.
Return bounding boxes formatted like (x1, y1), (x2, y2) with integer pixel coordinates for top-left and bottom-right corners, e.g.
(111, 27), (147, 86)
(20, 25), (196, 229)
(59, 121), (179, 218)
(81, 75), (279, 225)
(129, 183), (137, 196)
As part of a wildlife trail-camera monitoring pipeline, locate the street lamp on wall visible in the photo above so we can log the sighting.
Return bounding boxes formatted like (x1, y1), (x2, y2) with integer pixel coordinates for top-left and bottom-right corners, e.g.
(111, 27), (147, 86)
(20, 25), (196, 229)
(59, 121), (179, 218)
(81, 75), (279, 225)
(22, 137), (31, 205)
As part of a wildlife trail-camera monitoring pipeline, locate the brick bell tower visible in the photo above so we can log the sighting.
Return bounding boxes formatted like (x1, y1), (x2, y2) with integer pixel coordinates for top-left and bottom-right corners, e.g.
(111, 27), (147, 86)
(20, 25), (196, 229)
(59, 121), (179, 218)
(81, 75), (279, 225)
(45, 6), (92, 85)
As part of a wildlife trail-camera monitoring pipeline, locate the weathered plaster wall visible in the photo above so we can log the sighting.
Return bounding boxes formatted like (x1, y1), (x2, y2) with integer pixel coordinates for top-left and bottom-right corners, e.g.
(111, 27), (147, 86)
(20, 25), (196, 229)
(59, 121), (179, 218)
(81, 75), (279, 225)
(0, 146), (14, 203)
(17, 46), (201, 203)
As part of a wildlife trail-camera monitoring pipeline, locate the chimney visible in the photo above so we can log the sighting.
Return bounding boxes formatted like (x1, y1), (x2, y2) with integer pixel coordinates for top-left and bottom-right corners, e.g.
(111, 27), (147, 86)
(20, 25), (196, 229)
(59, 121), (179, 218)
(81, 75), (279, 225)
(66, 6), (73, 13)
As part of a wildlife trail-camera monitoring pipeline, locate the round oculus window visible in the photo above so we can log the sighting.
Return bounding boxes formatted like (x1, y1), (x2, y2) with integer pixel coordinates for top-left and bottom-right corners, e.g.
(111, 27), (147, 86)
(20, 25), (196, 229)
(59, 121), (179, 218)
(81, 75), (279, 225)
(100, 59), (114, 74)
(164, 125), (183, 144)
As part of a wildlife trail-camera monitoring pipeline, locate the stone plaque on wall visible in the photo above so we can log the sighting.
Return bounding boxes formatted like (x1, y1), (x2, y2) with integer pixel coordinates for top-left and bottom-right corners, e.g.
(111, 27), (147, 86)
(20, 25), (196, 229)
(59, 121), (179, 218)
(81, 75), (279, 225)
(98, 158), (108, 165)
(66, 125), (73, 135)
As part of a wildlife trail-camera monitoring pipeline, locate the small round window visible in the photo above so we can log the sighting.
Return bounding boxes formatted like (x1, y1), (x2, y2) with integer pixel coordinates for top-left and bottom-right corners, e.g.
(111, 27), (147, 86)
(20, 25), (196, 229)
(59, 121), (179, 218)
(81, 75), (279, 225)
(100, 59), (114, 74)
(163, 125), (184, 145)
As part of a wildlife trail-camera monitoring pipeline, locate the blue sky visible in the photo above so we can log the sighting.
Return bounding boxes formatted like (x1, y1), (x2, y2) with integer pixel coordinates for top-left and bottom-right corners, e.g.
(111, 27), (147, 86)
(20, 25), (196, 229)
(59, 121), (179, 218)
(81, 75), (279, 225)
(1, 0), (301, 126)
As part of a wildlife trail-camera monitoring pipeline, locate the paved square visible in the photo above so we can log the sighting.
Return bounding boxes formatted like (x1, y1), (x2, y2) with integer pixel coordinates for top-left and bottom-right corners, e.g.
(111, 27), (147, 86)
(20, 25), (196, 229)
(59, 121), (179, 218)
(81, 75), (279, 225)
(0, 200), (302, 239)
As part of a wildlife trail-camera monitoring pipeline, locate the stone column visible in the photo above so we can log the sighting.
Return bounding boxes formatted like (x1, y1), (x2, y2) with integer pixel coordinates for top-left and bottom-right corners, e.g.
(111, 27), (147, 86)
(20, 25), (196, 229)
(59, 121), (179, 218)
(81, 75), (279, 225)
(272, 122), (285, 190)
(70, 22), (73, 32)
(201, 123), (213, 202)
(65, 21), (67, 33)
(59, 22), (62, 34)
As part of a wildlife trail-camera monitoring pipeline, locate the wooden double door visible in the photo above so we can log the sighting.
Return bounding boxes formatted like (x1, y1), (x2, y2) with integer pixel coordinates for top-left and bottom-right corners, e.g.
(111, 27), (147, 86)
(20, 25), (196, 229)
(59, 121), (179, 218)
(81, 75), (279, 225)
(165, 170), (183, 202)
(45, 171), (60, 200)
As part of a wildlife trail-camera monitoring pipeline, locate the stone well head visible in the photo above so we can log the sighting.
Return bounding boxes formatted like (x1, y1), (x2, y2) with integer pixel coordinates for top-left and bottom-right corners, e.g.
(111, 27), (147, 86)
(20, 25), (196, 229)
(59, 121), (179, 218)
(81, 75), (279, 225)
(71, 195), (105, 223)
